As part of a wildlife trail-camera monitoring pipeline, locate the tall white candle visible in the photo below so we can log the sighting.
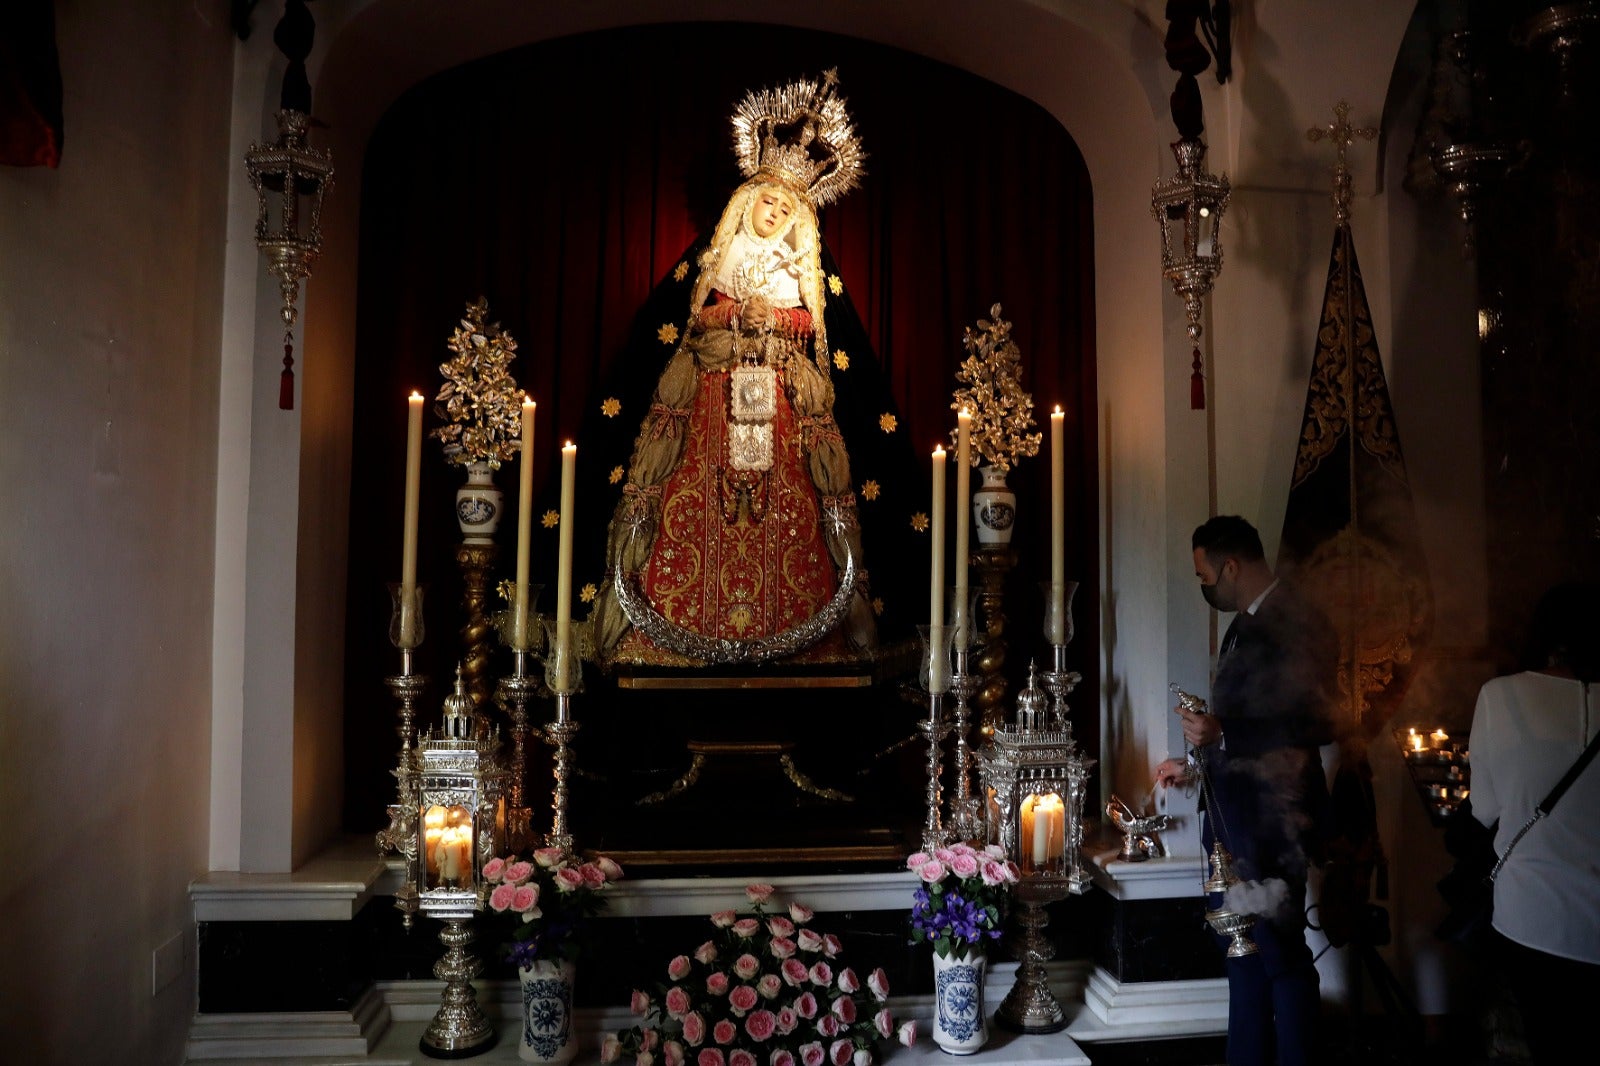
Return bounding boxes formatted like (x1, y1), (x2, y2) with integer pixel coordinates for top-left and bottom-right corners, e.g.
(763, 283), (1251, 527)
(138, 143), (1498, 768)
(514, 396), (536, 647)
(554, 442), (577, 691)
(929, 444), (947, 693)
(1048, 406), (1066, 644)
(954, 409), (972, 643)
(400, 391), (424, 644)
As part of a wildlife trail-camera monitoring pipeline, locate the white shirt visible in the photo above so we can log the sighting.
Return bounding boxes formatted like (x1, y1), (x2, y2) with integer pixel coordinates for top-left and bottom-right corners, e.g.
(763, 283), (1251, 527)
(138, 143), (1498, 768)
(1470, 671), (1600, 963)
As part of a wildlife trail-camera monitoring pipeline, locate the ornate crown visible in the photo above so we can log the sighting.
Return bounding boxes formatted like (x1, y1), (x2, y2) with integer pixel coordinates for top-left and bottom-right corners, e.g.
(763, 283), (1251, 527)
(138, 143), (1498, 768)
(731, 69), (866, 209)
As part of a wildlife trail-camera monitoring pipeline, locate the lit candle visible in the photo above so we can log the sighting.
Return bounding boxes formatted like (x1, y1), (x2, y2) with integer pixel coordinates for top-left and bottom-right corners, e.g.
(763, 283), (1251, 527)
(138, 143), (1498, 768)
(929, 444), (947, 693)
(1048, 406), (1065, 643)
(554, 441), (577, 691)
(400, 391), (424, 644)
(1407, 728), (1425, 753)
(513, 396), (536, 648)
(1042, 794), (1065, 861)
(1430, 729), (1449, 748)
(1028, 795), (1050, 866)
(954, 410), (972, 644)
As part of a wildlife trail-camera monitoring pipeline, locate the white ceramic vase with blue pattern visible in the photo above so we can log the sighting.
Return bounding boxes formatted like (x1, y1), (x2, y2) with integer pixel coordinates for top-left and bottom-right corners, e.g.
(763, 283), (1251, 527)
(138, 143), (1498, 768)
(932, 949), (988, 1055)
(972, 466), (1015, 546)
(517, 959), (576, 1064)
(456, 461), (504, 544)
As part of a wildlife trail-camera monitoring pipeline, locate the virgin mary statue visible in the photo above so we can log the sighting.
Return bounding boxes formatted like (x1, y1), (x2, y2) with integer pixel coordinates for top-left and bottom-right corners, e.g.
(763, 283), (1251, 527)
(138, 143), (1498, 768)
(589, 71), (914, 668)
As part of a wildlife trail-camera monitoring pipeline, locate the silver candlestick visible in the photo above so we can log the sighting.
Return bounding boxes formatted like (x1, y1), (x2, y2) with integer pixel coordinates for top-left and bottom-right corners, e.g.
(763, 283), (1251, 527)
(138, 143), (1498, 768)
(546, 691), (579, 855)
(946, 649), (985, 840)
(919, 691), (952, 853)
(495, 649), (539, 853)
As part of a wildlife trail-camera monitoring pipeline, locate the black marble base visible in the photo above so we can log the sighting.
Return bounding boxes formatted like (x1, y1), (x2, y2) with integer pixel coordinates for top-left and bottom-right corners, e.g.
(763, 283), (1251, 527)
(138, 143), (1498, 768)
(1088, 890), (1223, 984)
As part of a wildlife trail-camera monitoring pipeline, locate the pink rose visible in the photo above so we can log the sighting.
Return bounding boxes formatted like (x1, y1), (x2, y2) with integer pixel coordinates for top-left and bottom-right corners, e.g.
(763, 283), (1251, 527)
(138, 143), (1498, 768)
(511, 884), (541, 916)
(745, 1009), (777, 1041)
(597, 855), (625, 880)
(711, 910), (737, 929)
(713, 1019), (737, 1046)
(796, 929), (823, 953)
(815, 1015), (839, 1039)
(831, 995), (856, 1024)
(836, 968), (860, 994)
(695, 941), (719, 965)
(665, 1042), (686, 1066)
(769, 937), (796, 960)
(489, 882), (517, 912)
(782, 959), (809, 987)
(602, 1035), (621, 1063)
(767, 916), (795, 938)
(734, 953), (761, 980)
(757, 974), (782, 1000)
(631, 990), (652, 1015)
(638, 1052), (655, 1066)
(482, 856), (506, 882)
(949, 852), (980, 878)
(949, 841), (977, 857)
(697, 1051), (724, 1066)
(1004, 860), (1021, 882)
(984, 843), (1006, 860)
(729, 985), (759, 1014)
(897, 1021), (917, 1047)
(794, 991), (819, 1019)
(706, 972), (730, 996)
(682, 1012), (706, 1047)
(916, 860), (946, 884)
(666, 986), (691, 1019)
(729, 1052), (756, 1066)
(933, 848), (955, 864)
(789, 902), (815, 923)
(770, 1052), (795, 1066)
(746, 883), (776, 904)
(853, 1051), (874, 1066)
(866, 968), (889, 1001)
(980, 860), (1009, 886)
(579, 862), (606, 886)
(504, 860), (535, 885)
(808, 961), (833, 987)
(643, 1030), (661, 1051)
(554, 866), (586, 893)
(732, 918), (761, 939)
(829, 1039), (853, 1066)
(822, 935), (842, 958)
(534, 846), (565, 868)
(799, 1043), (825, 1066)
(873, 1008), (894, 1039)
(776, 1007), (798, 1034)
(668, 955), (693, 981)
(904, 851), (931, 871)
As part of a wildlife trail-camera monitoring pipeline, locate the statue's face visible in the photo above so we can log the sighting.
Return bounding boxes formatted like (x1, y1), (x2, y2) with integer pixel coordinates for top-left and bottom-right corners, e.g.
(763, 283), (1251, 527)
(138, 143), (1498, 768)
(750, 189), (796, 238)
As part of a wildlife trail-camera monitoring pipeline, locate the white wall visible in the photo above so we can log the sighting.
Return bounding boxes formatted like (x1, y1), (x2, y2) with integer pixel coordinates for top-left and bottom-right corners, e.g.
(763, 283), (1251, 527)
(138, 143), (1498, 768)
(0, 5), (233, 1064)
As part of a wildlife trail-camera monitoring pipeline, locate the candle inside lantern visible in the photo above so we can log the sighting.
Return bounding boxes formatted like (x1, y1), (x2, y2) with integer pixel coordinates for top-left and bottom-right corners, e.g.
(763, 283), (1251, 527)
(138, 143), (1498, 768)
(399, 391), (424, 645)
(1020, 793), (1066, 867)
(513, 396), (536, 648)
(1048, 406), (1065, 643)
(954, 410), (972, 645)
(554, 442), (577, 691)
(423, 804), (446, 877)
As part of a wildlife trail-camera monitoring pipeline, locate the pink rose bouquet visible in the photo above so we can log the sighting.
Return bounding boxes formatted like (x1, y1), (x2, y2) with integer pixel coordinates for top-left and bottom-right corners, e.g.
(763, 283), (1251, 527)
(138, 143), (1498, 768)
(906, 842), (1018, 959)
(482, 849), (623, 968)
(606, 885), (910, 1065)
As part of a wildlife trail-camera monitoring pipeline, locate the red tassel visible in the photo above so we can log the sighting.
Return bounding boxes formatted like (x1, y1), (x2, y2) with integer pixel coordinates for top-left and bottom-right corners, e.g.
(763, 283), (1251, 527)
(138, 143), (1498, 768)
(1189, 346), (1205, 410)
(279, 341), (295, 410)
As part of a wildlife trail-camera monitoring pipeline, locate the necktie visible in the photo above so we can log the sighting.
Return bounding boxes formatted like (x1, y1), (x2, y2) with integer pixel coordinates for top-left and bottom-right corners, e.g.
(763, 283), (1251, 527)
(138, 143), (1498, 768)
(1220, 615), (1241, 658)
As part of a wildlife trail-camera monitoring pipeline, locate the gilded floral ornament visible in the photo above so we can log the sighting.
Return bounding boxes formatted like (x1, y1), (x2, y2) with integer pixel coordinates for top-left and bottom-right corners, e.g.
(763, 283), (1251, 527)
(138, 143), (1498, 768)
(542, 510), (560, 529)
(580, 583), (598, 604)
(833, 349), (850, 370)
(871, 596), (885, 616)
(911, 512), (929, 532)
(950, 303), (1041, 476)
(432, 296), (526, 468)
(828, 274), (844, 295)
(672, 261), (689, 282)
(609, 465), (624, 485)
(878, 412), (898, 434)
(601, 397), (621, 418)
(861, 479), (880, 501)
(657, 322), (679, 345)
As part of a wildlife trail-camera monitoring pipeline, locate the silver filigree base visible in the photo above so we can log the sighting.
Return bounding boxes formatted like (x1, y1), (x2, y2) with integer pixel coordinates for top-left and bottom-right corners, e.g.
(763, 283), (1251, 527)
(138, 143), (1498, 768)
(419, 916), (494, 1058)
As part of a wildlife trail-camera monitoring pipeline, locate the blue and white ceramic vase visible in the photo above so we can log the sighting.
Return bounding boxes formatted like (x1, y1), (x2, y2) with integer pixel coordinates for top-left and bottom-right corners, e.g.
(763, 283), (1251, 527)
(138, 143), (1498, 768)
(972, 466), (1016, 546)
(456, 460), (503, 544)
(517, 959), (577, 1065)
(932, 948), (988, 1055)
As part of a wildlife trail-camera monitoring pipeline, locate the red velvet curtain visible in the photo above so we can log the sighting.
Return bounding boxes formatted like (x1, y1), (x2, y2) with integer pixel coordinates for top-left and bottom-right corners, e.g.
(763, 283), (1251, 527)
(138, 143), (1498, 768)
(343, 23), (1097, 831)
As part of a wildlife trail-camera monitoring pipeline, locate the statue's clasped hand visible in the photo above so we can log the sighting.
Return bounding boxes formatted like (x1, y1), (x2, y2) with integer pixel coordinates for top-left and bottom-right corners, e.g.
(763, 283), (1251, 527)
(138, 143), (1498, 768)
(740, 295), (773, 332)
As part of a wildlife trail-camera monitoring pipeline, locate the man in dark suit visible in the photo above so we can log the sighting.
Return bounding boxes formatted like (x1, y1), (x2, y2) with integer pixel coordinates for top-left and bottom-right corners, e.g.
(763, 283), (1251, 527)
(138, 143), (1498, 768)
(1156, 515), (1337, 1066)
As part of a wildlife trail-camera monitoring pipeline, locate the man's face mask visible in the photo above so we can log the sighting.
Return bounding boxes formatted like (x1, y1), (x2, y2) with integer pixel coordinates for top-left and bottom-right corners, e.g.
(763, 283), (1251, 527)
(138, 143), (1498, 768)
(1200, 559), (1239, 613)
